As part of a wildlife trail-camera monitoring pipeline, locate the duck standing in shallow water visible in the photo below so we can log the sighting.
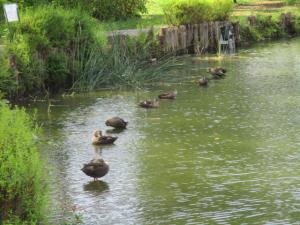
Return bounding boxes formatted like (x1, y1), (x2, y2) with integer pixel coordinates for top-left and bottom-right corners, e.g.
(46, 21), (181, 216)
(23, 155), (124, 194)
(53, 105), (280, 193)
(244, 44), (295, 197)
(198, 77), (208, 86)
(105, 117), (128, 129)
(139, 99), (159, 108)
(207, 67), (227, 79)
(158, 91), (177, 100)
(81, 158), (109, 181)
(92, 130), (118, 145)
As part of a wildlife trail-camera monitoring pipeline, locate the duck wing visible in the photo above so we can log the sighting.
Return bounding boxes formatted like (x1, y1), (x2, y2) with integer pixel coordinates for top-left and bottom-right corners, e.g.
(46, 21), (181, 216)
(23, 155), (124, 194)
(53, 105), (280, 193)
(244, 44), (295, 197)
(100, 136), (118, 144)
(216, 67), (227, 73)
(158, 92), (176, 99)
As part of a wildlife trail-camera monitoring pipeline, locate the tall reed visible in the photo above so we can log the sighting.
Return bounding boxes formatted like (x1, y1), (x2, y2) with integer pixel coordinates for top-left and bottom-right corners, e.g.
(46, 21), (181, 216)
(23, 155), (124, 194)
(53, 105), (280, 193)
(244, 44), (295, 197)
(70, 31), (183, 91)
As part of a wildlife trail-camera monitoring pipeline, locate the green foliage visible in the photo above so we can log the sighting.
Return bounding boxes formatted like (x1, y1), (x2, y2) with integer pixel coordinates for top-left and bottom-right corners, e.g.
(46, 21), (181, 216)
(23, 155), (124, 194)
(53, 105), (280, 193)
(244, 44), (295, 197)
(284, 0), (300, 5)
(239, 14), (285, 42)
(2, 5), (100, 96)
(294, 14), (300, 34)
(255, 15), (283, 38)
(71, 30), (181, 91)
(0, 102), (47, 224)
(160, 0), (233, 25)
(0, 50), (16, 98)
(53, 0), (148, 21)
(1, 4), (179, 96)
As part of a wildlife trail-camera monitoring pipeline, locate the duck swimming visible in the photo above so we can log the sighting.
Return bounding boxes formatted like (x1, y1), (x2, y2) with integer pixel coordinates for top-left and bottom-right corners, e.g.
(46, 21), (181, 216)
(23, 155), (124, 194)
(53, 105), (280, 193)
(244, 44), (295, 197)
(158, 91), (177, 100)
(139, 99), (159, 108)
(81, 158), (109, 181)
(198, 77), (208, 86)
(92, 130), (118, 145)
(105, 117), (128, 129)
(207, 67), (227, 78)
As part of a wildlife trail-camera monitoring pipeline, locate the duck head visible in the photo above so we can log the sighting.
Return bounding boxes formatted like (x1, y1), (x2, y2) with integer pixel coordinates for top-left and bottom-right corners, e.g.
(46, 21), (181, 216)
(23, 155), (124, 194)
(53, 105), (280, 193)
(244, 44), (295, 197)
(94, 130), (102, 137)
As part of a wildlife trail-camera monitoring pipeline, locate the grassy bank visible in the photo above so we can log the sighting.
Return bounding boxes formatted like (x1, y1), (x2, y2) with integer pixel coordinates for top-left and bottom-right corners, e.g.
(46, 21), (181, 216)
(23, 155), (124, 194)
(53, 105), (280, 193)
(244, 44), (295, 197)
(0, 5), (181, 99)
(235, 10), (300, 43)
(100, 0), (300, 30)
(0, 101), (47, 224)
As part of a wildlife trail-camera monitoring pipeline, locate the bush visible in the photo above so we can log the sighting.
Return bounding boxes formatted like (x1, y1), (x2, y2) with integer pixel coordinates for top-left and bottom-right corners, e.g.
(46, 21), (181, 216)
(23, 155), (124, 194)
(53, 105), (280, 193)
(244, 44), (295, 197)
(160, 0), (233, 25)
(1, 5), (100, 96)
(54, 0), (148, 21)
(255, 15), (283, 38)
(0, 50), (16, 99)
(239, 14), (285, 42)
(0, 102), (47, 224)
(284, 0), (300, 5)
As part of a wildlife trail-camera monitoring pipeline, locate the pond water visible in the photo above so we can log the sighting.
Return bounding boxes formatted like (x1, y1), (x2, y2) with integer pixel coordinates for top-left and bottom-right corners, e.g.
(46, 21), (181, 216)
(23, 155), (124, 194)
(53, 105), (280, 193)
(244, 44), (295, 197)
(32, 38), (300, 224)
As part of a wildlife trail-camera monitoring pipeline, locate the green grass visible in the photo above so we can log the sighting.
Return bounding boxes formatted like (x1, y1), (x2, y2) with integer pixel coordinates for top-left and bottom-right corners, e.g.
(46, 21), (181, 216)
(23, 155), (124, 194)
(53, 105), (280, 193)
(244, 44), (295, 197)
(100, 0), (299, 30)
(99, 0), (165, 30)
(0, 101), (48, 224)
(99, 15), (165, 30)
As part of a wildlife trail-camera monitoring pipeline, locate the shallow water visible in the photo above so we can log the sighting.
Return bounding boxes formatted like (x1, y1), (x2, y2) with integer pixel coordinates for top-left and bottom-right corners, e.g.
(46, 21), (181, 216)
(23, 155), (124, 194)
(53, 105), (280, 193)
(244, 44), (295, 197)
(32, 38), (300, 224)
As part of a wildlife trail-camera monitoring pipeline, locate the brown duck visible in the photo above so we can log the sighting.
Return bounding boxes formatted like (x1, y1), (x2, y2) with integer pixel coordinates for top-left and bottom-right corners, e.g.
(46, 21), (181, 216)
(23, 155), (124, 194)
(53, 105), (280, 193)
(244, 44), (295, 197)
(81, 158), (109, 181)
(105, 117), (128, 129)
(139, 99), (159, 108)
(198, 77), (208, 86)
(92, 130), (118, 145)
(207, 67), (227, 78)
(158, 91), (177, 100)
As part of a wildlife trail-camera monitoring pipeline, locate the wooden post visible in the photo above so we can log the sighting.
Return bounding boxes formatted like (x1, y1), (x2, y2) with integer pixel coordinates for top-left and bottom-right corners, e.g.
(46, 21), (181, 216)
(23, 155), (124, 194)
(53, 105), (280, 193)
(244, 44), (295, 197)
(178, 25), (187, 54)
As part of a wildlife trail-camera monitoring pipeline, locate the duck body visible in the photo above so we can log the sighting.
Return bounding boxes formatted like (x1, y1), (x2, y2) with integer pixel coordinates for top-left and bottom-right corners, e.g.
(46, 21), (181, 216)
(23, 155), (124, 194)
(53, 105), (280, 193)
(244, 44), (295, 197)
(139, 99), (159, 108)
(105, 117), (128, 129)
(207, 67), (227, 78)
(92, 130), (118, 145)
(158, 91), (177, 100)
(81, 158), (109, 180)
(198, 77), (208, 86)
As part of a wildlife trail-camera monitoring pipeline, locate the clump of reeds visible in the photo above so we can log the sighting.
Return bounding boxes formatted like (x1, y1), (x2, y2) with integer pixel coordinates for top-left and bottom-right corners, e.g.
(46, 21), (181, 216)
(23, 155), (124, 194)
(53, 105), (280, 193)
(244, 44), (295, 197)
(70, 31), (184, 91)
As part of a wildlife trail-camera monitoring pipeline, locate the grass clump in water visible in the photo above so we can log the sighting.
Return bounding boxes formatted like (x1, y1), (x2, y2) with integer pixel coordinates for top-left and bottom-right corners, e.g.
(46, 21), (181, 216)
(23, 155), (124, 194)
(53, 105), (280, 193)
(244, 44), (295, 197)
(0, 101), (47, 224)
(70, 30), (182, 92)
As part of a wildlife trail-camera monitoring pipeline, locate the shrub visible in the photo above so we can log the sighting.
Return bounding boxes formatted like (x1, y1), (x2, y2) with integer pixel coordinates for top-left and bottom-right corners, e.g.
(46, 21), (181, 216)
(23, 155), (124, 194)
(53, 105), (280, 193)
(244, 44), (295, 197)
(238, 14), (285, 43)
(2, 5), (100, 96)
(284, 0), (300, 5)
(255, 15), (283, 38)
(0, 102), (47, 224)
(160, 0), (233, 25)
(0, 50), (16, 99)
(54, 0), (148, 21)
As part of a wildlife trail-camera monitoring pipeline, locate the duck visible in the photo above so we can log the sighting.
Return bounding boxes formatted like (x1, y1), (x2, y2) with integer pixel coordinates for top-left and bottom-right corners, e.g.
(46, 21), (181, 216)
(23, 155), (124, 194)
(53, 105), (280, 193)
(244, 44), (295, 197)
(105, 117), (128, 129)
(198, 77), (208, 86)
(158, 91), (177, 100)
(139, 99), (159, 108)
(92, 130), (118, 145)
(207, 67), (227, 78)
(81, 158), (109, 181)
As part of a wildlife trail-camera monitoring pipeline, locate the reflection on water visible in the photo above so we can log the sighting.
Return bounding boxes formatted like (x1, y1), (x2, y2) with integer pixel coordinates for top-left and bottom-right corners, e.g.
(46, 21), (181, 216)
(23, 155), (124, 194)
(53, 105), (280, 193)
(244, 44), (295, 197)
(83, 181), (109, 196)
(32, 38), (300, 224)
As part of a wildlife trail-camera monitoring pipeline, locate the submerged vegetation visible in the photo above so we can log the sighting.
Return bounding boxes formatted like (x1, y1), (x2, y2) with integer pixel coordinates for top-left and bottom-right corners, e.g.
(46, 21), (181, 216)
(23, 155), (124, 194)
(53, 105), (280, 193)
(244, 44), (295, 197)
(0, 101), (47, 224)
